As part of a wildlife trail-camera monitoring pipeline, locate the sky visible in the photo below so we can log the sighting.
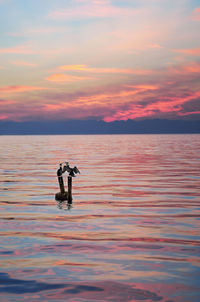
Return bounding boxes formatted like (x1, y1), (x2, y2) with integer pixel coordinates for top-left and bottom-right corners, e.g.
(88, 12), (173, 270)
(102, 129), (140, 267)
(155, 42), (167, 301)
(0, 0), (200, 123)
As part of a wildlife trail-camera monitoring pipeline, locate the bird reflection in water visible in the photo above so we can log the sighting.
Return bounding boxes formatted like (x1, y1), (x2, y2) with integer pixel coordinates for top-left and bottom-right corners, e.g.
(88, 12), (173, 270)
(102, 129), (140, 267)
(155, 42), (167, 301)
(57, 199), (73, 211)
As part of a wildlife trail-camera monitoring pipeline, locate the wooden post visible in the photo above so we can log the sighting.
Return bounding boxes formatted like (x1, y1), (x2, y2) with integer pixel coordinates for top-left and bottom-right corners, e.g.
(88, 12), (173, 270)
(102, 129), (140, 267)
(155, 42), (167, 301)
(55, 173), (68, 201)
(68, 176), (72, 202)
(58, 175), (65, 194)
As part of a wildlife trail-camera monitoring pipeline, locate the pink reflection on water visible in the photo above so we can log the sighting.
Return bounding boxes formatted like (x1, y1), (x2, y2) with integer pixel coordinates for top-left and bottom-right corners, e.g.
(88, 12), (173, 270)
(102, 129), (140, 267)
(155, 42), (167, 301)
(0, 134), (200, 301)
(41, 280), (197, 302)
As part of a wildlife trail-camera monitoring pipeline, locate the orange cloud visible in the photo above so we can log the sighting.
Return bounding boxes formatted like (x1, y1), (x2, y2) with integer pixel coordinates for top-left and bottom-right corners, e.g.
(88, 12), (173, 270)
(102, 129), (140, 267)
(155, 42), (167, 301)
(60, 65), (88, 71)
(45, 73), (93, 82)
(60, 64), (151, 75)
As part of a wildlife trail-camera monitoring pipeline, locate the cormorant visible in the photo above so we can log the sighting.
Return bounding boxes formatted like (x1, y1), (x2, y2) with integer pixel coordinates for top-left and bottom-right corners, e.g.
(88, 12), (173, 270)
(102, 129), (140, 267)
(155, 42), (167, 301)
(62, 162), (80, 177)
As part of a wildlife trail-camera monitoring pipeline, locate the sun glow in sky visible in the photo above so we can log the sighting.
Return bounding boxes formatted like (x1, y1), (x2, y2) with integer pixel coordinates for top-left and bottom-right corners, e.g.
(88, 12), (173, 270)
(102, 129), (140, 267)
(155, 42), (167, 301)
(0, 0), (200, 122)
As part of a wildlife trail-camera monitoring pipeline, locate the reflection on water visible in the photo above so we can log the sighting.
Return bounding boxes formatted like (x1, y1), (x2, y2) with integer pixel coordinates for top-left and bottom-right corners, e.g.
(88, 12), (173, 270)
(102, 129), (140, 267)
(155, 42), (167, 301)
(57, 199), (73, 211)
(0, 134), (200, 301)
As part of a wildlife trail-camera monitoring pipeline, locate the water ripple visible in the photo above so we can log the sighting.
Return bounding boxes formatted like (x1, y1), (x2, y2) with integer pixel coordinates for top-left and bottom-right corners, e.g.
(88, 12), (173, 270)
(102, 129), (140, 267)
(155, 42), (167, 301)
(0, 134), (200, 301)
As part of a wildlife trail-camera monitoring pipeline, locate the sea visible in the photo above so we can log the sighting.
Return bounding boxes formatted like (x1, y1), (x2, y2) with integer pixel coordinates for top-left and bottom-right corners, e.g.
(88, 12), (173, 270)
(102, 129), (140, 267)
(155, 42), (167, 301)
(0, 134), (200, 302)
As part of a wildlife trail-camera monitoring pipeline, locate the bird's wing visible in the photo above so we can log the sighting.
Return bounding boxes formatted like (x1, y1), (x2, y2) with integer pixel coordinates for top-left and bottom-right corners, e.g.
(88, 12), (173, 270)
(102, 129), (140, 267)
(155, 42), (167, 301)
(74, 166), (80, 174)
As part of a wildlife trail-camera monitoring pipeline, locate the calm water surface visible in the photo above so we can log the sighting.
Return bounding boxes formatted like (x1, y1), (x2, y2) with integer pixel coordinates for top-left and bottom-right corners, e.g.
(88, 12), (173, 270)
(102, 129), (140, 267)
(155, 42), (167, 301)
(0, 134), (200, 302)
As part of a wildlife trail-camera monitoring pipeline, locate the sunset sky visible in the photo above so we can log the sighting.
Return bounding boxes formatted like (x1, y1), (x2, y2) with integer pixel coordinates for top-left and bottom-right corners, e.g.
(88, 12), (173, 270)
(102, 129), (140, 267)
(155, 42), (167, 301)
(0, 0), (200, 122)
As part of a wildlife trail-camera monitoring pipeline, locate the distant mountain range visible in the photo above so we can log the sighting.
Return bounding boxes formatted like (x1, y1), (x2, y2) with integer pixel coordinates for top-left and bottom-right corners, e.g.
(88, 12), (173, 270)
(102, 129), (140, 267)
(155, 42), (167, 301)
(0, 119), (200, 135)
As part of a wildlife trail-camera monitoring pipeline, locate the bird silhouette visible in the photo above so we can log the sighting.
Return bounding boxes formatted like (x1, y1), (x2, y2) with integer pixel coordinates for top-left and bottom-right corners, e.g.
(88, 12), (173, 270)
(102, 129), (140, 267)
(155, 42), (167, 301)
(62, 162), (80, 177)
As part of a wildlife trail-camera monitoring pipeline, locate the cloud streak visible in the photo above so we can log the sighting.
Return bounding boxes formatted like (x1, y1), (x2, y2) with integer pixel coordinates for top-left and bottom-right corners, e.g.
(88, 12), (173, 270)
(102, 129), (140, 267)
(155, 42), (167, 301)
(45, 73), (94, 82)
(59, 65), (151, 75)
(11, 61), (38, 67)
(49, 1), (136, 19)
(0, 85), (47, 95)
(174, 48), (200, 56)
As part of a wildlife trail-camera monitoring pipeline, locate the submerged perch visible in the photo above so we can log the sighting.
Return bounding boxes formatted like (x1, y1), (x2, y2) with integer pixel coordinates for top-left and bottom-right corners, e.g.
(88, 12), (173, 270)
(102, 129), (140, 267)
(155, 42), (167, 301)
(55, 162), (80, 201)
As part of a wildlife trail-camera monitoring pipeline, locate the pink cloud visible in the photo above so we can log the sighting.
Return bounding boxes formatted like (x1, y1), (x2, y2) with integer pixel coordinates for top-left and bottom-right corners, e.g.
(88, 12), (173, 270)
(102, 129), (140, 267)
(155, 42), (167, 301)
(126, 84), (159, 91)
(0, 115), (9, 120)
(49, 2), (136, 19)
(147, 43), (163, 49)
(0, 97), (46, 121)
(191, 7), (200, 21)
(178, 110), (200, 116)
(1, 61), (200, 122)
(104, 90), (200, 122)
(174, 48), (200, 56)
(0, 85), (47, 95)
(44, 84), (161, 120)
(2, 84), (200, 122)
(42, 84), (158, 121)
(168, 62), (200, 74)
